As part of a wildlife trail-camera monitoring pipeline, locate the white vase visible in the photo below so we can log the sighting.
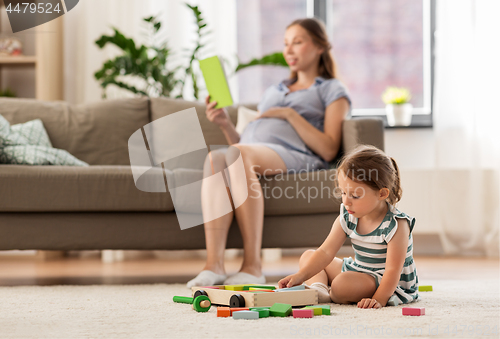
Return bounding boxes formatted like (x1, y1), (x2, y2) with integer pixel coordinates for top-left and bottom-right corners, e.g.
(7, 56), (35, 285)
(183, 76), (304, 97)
(385, 103), (413, 126)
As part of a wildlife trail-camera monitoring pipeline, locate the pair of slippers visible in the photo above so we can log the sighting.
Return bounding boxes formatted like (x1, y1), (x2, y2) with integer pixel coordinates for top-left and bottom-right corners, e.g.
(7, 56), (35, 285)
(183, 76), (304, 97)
(186, 270), (266, 288)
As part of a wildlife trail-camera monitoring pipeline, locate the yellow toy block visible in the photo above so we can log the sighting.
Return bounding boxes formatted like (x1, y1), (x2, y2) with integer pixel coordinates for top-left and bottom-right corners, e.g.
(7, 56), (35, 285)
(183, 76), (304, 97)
(303, 306), (322, 315)
(224, 284), (247, 291)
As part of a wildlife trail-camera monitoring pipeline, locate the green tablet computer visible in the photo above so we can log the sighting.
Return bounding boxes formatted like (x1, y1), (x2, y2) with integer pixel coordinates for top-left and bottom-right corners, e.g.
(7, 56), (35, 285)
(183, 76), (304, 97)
(199, 56), (233, 109)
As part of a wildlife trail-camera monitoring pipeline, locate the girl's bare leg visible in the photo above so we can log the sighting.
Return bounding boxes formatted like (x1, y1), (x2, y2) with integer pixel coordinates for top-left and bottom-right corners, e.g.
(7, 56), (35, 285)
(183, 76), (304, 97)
(329, 272), (377, 304)
(300, 250), (343, 286)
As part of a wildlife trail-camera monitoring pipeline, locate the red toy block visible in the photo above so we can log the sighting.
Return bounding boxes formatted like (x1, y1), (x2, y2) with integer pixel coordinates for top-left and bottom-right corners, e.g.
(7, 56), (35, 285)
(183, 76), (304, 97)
(402, 307), (425, 316)
(217, 307), (231, 317)
(293, 309), (314, 318)
(229, 307), (250, 315)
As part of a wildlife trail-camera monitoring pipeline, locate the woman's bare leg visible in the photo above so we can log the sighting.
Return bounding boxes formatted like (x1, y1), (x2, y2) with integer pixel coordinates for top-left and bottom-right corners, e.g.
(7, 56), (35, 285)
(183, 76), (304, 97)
(201, 149), (234, 275)
(225, 144), (287, 277)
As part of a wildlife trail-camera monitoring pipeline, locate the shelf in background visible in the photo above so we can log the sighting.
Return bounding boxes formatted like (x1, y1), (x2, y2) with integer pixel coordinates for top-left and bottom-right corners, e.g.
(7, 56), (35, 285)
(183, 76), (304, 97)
(0, 55), (37, 65)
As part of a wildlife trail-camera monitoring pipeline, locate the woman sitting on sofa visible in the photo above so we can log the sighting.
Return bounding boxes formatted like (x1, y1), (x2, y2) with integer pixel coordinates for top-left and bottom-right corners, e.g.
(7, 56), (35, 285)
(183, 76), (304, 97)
(187, 18), (352, 287)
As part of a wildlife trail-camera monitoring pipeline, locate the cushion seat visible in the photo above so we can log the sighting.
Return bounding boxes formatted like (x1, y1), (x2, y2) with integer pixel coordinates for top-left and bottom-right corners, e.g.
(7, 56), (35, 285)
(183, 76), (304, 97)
(0, 165), (174, 212)
(0, 165), (340, 215)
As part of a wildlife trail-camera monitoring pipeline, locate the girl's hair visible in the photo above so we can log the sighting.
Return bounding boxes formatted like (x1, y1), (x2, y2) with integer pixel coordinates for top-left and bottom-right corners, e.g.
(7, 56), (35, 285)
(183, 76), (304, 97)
(337, 145), (402, 205)
(286, 18), (337, 80)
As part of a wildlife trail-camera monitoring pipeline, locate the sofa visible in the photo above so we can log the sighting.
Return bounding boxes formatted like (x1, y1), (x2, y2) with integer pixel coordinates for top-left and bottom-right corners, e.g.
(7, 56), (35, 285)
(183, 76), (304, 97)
(0, 97), (384, 251)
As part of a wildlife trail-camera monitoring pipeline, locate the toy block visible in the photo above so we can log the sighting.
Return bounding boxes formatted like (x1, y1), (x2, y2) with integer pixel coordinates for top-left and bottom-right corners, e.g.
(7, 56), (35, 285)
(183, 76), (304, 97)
(248, 288), (275, 292)
(293, 309), (314, 318)
(315, 304), (331, 315)
(387, 295), (400, 306)
(303, 306), (322, 316)
(244, 285), (276, 291)
(233, 310), (260, 320)
(173, 296), (193, 304)
(198, 286), (223, 289)
(249, 307), (270, 318)
(229, 307), (249, 315)
(224, 285), (247, 291)
(217, 307), (231, 317)
(192, 295), (211, 312)
(402, 307), (425, 316)
(276, 285), (306, 292)
(418, 285), (433, 292)
(269, 303), (292, 317)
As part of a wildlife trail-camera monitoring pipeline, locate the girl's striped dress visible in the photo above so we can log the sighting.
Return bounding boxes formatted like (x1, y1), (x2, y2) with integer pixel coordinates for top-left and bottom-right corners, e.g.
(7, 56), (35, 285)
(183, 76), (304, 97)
(339, 202), (419, 304)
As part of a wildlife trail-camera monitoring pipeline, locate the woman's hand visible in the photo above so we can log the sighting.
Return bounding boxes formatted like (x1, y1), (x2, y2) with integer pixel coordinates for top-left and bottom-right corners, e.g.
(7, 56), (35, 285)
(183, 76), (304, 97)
(357, 298), (383, 309)
(258, 107), (297, 121)
(278, 272), (305, 289)
(205, 95), (230, 128)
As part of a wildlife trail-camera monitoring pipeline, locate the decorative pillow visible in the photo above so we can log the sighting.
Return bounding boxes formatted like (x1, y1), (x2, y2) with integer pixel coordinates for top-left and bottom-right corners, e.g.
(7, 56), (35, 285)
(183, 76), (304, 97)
(10, 119), (52, 148)
(0, 114), (88, 166)
(235, 106), (259, 135)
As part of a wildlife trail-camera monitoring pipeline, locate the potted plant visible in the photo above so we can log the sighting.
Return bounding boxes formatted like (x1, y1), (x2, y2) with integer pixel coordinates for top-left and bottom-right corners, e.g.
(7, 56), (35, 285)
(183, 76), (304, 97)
(381, 86), (413, 126)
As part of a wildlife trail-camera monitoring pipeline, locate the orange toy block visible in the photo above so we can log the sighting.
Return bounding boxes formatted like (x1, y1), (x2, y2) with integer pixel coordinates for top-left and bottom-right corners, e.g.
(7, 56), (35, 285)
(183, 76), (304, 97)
(217, 307), (231, 317)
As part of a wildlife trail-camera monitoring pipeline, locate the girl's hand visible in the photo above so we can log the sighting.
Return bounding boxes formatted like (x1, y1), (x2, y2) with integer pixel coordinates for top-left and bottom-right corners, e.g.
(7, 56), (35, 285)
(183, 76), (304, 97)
(205, 95), (230, 127)
(258, 107), (297, 120)
(278, 272), (305, 289)
(357, 298), (383, 309)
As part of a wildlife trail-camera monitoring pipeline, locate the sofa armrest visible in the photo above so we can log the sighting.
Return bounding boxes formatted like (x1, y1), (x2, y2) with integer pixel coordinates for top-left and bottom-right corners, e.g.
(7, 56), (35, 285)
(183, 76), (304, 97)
(342, 118), (385, 153)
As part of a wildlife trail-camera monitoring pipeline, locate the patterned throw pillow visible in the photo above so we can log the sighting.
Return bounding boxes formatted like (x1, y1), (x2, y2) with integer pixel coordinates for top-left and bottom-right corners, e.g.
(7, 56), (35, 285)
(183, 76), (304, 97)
(0, 114), (88, 166)
(11, 119), (52, 148)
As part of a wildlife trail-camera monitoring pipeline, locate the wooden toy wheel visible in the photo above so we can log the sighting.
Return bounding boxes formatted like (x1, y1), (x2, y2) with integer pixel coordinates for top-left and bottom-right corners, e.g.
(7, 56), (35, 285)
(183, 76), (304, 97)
(192, 295), (211, 312)
(194, 290), (208, 299)
(230, 294), (245, 307)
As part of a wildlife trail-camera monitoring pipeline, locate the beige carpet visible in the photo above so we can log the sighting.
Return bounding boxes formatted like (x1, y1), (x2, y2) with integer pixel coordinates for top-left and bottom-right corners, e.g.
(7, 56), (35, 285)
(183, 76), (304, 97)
(0, 279), (498, 339)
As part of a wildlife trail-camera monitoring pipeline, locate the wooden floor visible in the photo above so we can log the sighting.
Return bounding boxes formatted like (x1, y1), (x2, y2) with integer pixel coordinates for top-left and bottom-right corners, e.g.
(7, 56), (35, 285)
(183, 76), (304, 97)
(0, 253), (497, 286)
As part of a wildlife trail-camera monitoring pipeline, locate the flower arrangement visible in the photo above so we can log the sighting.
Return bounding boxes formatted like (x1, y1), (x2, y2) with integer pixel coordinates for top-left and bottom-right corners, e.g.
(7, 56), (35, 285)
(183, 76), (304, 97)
(381, 87), (412, 105)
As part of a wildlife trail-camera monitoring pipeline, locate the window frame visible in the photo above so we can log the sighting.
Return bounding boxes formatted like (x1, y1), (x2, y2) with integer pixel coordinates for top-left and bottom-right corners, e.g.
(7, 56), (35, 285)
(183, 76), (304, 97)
(311, 0), (435, 128)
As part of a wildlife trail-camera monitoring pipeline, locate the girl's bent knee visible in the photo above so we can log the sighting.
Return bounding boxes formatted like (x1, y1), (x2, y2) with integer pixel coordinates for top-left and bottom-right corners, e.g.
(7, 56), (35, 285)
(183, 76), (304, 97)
(299, 249), (315, 264)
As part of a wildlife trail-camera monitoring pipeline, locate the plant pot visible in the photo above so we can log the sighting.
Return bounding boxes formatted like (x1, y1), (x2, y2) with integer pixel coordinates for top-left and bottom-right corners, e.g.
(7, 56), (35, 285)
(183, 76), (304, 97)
(385, 103), (413, 126)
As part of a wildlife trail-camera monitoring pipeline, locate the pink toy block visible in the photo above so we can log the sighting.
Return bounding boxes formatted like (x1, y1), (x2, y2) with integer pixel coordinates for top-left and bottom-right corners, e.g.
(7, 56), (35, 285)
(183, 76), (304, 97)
(402, 307), (425, 316)
(293, 309), (314, 318)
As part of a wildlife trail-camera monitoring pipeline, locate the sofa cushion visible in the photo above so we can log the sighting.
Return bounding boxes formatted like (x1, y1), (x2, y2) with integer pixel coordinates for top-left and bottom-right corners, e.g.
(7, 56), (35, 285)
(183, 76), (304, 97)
(166, 167), (340, 216)
(0, 165), (174, 212)
(150, 97), (238, 148)
(0, 98), (149, 165)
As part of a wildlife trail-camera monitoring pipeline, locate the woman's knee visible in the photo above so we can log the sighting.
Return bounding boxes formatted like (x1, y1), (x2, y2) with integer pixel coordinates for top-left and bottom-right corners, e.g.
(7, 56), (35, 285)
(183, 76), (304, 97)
(226, 143), (253, 166)
(204, 149), (228, 176)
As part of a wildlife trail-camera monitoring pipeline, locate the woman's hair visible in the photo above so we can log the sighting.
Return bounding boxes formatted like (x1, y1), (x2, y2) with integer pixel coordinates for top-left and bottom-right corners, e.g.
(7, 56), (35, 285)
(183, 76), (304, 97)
(287, 18), (337, 80)
(336, 145), (402, 205)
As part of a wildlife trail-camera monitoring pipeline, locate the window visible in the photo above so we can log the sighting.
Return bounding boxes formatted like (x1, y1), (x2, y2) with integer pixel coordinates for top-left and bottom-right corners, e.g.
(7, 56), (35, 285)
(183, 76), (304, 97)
(236, 0), (307, 104)
(236, 0), (434, 121)
(318, 0), (434, 116)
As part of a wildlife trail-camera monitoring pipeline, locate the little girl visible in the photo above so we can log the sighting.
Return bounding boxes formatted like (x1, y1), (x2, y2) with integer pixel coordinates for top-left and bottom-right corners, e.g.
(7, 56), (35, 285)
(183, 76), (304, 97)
(279, 145), (418, 308)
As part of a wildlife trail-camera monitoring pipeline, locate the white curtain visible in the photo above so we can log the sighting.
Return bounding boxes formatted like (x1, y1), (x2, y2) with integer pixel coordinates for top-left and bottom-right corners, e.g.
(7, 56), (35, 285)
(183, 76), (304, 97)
(432, 0), (500, 256)
(63, 0), (238, 104)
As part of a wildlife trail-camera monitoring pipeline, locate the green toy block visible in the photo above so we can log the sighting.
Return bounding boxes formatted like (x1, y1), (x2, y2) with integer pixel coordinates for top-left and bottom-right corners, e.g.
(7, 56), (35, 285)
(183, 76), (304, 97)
(269, 303), (292, 317)
(244, 285), (276, 291)
(173, 296), (193, 304)
(303, 306), (322, 316)
(418, 285), (433, 292)
(314, 304), (331, 315)
(249, 307), (270, 318)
